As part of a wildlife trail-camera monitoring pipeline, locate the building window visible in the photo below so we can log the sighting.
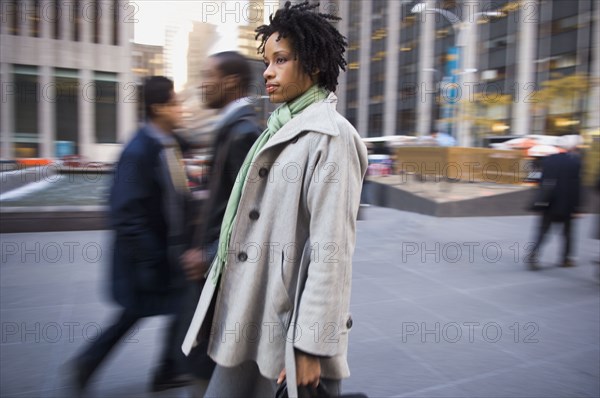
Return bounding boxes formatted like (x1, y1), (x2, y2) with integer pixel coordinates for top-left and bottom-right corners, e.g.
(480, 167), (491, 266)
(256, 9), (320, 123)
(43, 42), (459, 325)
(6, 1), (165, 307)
(552, 15), (580, 34)
(550, 53), (578, 69)
(486, 37), (508, 49)
(14, 65), (40, 157)
(55, 69), (80, 153)
(54, 0), (60, 39)
(94, 72), (118, 143)
(368, 112), (383, 137)
(73, 0), (80, 41)
(93, 0), (100, 43)
(3, 0), (19, 35)
(30, 1), (40, 37)
(112, 0), (119, 45)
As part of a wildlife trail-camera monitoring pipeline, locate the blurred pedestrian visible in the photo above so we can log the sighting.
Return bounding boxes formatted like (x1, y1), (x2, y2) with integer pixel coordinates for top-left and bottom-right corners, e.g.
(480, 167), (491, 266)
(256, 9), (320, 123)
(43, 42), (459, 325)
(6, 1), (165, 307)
(594, 174), (600, 275)
(179, 51), (261, 396)
(181, 2), (368, 397)
(431, 131), (456, 146)
(66, 76), (192, 393)
(527, 134), (583, 270)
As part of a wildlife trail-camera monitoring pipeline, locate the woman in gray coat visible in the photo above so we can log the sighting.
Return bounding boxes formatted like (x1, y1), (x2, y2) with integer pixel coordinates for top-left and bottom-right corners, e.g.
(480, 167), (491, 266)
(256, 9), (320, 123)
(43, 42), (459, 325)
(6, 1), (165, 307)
(182, 2), (368, 397)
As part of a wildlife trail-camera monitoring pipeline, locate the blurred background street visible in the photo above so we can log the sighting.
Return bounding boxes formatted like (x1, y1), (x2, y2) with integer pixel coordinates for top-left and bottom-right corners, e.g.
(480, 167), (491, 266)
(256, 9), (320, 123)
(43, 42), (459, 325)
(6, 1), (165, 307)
(1, 206), (599, 397)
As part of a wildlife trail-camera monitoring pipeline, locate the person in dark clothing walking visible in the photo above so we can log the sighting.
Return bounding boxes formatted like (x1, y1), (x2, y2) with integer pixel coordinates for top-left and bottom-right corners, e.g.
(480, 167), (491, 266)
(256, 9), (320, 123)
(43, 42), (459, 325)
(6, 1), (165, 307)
(527, 135), (583, 270)
(179, 51), (261, 396)
(66, 76), (193, 394)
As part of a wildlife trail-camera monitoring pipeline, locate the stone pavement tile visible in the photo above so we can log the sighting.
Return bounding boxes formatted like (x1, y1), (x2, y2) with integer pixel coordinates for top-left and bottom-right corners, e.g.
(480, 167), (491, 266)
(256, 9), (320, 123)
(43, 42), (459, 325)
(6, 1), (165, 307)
(352, 266), (451, 303)
(352, 299), (445, 343)
(530, 275), (600, 302)
(397, 337), (525, 383)
(469, 277), (599, 316)
(484, 318), (596, 365)
(416, 263), (551, 291)
(346, 311), (379, 345)
(0, 262), (104, 292)
(350, 277), (401, 306)
(352, 253), (413, 280)
(394, 348), (599, 398)
(0, 284), (76, 310)
(1, 305), (82, 345)
(522, 301), (600, 347)
(406, 290), (514, 324)
(444, 348), (600, 398)
(395, 385), (468, 397)
(0, 338), (81, 397)
(344, 337), (451, 397)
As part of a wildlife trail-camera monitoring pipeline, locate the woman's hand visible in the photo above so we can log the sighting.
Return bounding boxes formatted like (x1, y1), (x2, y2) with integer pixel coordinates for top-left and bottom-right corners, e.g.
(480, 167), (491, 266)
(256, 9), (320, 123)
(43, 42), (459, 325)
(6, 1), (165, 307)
(277, 350), (321, 388)
(296, 350), (321, 388)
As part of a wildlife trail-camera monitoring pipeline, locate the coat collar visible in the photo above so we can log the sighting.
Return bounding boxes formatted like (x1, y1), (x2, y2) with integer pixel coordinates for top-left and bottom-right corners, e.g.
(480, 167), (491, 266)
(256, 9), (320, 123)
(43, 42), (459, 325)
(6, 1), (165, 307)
(261, 92), (340, 151)
(141, 122), (177, 147)
(214, 100), (255, 132)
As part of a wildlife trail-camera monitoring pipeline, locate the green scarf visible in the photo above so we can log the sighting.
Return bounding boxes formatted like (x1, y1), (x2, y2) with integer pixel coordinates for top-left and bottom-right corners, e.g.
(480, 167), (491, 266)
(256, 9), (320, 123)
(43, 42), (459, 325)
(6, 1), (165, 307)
(210, 85), (329, 284)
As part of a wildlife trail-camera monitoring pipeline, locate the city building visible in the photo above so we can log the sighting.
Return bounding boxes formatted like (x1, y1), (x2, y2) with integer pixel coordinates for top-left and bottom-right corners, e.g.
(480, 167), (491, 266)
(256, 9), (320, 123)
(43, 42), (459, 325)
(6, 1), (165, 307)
(238, 0), (267, 60)
(186, 21), (218, 90)
(131, 42), (165, 121)
(131, 43), (165, 79)
(163, 24), (178, 82)
(337, 0), (600, 146)
(0, 0), (136, 161)
(178, 21), (219, 146)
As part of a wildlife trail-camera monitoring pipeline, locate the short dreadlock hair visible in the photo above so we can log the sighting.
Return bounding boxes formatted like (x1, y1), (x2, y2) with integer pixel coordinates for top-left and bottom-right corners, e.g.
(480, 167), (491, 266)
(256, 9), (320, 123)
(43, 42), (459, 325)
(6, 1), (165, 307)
(255, 1), (348, 92)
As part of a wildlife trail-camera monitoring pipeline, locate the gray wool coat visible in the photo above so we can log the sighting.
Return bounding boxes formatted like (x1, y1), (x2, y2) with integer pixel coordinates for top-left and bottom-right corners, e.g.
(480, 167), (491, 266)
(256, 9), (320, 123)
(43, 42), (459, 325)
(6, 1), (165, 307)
(182, 93), (368, 394)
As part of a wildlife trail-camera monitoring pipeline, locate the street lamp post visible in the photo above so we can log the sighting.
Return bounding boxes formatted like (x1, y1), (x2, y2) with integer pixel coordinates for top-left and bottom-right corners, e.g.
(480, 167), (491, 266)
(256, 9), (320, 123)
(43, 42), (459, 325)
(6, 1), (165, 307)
(411, 3), (501, 146)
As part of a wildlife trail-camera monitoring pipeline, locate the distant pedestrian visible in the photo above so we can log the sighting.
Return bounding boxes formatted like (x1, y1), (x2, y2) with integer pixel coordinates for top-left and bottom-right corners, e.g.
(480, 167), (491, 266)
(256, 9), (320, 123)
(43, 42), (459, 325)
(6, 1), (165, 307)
(179, 51), (261, 396)
(181, 2), (368, 397)
(594, 174), (600, 276)
(66, 76), (192, 393)
(527, 134), (583, 270)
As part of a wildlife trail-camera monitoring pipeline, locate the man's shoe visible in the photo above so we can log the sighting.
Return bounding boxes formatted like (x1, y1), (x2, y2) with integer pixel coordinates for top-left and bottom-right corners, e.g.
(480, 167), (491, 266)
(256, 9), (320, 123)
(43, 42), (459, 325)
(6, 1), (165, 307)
(61, 359), (92, 397)
(561, 259), (576, 268)
(151, 372), (194, 392)
(525, 255), (540, 271)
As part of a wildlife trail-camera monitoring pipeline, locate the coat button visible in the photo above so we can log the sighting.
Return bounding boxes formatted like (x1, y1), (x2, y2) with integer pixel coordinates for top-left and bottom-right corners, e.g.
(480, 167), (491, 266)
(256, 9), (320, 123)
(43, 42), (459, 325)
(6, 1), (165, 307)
(249, 210), (260, 220)
(237, 252), (248, 262)
(346, 316), (353, 329)
(259, 167), (269, 178)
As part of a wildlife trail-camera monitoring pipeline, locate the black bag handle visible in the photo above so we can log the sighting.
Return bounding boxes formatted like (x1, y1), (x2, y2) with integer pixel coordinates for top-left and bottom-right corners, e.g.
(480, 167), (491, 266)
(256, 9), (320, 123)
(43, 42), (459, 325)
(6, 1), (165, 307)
(276, 380), (332, 398)
(276, 379), (369, 398)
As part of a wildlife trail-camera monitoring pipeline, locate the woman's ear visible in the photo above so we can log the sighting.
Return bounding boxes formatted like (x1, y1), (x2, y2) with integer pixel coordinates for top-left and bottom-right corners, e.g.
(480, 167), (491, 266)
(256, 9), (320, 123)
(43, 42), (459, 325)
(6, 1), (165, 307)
(311, 69), (320, 83)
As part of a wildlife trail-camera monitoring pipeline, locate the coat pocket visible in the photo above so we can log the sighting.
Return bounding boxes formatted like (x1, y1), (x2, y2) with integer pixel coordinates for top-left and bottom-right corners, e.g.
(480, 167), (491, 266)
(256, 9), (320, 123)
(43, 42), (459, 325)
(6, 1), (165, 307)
(270, 251), (294, 330)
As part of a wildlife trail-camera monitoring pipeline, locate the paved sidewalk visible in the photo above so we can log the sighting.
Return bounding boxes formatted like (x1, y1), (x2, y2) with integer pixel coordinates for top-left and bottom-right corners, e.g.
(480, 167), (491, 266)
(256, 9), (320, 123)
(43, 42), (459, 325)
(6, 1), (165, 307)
(1, 207), (599, 397)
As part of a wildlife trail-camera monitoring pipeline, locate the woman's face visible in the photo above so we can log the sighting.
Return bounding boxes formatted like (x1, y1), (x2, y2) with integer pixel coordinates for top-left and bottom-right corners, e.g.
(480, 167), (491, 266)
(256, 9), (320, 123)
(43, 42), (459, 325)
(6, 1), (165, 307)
(262, 33), (316, 103)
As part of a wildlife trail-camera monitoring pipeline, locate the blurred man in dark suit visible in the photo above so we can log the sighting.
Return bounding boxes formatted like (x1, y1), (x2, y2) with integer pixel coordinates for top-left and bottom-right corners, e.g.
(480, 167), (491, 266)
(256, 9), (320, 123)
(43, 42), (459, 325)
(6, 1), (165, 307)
(179, 51), (261, 396)
(67, 76), (192, 394)
(527, 135), (583, 270)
